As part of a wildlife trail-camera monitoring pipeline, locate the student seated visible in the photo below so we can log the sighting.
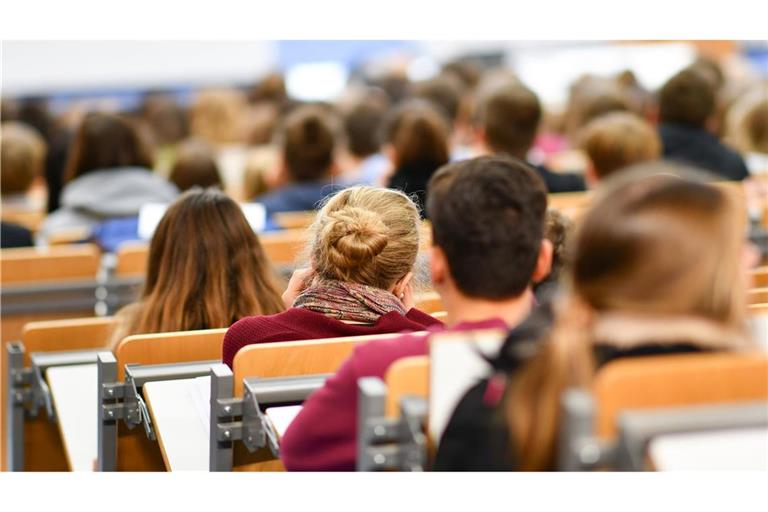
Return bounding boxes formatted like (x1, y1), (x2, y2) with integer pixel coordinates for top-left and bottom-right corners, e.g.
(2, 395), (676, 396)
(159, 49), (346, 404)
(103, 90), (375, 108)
(169, 139), (224, 192)
(1, 121), (46, 212)
(39, 112), (179, 243)
(1, 121), (46, 248)
(434, 168), (759, 471)
(384, 100), (451, 216)
(222, 186), (441, 367)
(109, 188), (284, 349)
(338, 91), (390, 186)
(472, 80), (586, 193)
(579, 111), (661, 187)
(279, 156), (553, 471)
(254, 104), (344, 217)
(658, 66), (749, 181)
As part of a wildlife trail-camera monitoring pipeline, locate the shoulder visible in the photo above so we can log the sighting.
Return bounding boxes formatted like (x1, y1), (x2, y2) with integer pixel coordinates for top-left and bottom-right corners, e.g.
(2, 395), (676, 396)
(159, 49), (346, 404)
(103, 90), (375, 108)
(351, 330), (430, 378)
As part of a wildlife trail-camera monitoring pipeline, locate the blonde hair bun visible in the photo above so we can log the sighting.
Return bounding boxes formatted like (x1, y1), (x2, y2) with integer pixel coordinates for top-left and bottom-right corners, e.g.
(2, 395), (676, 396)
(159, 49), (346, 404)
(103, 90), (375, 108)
(310, 186), (420, 290)
(322, 206), (389, 270)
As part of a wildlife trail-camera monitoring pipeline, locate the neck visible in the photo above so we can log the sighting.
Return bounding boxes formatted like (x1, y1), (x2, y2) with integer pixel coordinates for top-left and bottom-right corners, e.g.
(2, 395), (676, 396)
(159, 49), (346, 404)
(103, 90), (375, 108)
(441, 287), (534, 329)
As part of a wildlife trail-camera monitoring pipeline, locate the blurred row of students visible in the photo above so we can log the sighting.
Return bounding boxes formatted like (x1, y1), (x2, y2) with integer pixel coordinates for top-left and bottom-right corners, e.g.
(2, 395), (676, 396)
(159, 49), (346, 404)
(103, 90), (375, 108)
(94, 154), (760, 470)
(2, 56), (767, 248)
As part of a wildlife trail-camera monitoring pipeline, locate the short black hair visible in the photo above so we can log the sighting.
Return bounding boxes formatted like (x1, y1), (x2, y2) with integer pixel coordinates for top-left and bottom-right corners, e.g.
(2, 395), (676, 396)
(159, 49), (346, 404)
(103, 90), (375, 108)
(426, 156), (548, 299)
(659, 67), (716, 128)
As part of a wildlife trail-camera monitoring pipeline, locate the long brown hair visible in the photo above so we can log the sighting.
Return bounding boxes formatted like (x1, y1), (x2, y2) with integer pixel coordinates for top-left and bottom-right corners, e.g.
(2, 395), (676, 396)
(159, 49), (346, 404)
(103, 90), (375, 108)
(112, 189), (284, 346)
(505, 169), (750, 470)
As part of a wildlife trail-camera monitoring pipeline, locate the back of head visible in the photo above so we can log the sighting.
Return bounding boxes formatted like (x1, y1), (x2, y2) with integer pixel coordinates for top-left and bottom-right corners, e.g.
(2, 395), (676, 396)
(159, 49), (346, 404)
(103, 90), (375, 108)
(1, 121), (47, 196)
(743, 99), (768, 153)
(564, 76), (634, 138)
(64, 111), (153, 182)
(141, 93), (189, 146)
(169, 139), (223, 192)
(138, 188), (283, 333)
(659, 66), (716, 128)
(579, 112), (661, 180)
(281, 104), (339, 182)
(310, 186), (420, 290)
(475, 82), (542, 159)
(574, 168), (746, 327)
(343, 94), (388, 159)
(384, 100), (450, 169)
(190, 88), (248, 145)
(426, 156), (548, 299)
(413, 74), (464, 125)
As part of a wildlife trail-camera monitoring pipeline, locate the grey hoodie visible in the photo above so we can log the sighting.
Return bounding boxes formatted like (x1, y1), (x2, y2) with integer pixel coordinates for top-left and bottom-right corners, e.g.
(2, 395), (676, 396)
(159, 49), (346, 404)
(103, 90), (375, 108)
(39, 167), (179, 243)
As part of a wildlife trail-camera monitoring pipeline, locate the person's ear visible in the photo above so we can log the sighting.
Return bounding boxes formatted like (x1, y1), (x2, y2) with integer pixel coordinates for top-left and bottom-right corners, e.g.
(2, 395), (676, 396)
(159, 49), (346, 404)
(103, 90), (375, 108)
(531, 239), (554, 284)
(430, 246), (448, 287)
(392, 271), (414, 299)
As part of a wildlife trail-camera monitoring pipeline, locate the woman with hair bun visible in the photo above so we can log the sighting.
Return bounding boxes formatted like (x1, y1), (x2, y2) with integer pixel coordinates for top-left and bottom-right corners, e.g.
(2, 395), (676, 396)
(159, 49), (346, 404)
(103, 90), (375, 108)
(222, 185), (441, 367)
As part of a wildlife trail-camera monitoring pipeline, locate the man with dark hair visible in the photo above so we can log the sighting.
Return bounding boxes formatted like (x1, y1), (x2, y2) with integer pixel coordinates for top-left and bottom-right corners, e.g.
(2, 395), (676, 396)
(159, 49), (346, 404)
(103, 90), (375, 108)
(339, 93), (390, 185)
(473, 81), (586, 193)
(280, 156), (553, 471)
(658, 66), (749, 181)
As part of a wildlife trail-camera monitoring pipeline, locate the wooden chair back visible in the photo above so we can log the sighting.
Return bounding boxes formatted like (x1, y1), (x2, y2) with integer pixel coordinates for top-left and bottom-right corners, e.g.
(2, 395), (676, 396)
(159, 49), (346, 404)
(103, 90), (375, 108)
(272, 211), (316, 230)
(384, 356), (429, 418)
(749, 288), (768, 305)
(111, 328), (227, 471)
(414, 292), (443, 314)
(260, 229), (309, 267)
(230, 330), (429, 470)
(750, 267), (768, 288)
(593, 352), (768, 438)
(115, 328), (227, 380)
(0, 244), (100, 285)
(115, 242), (149, 277)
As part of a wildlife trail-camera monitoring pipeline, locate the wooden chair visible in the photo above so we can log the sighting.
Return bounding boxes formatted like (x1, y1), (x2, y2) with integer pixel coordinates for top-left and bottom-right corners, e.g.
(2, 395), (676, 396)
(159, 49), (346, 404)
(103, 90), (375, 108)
(414, 291), (443, 314)
(593, 352), (768, 439)
(114, 242), (149, 277)
(3, 316), (116, 471)
(272, 211), (317, 230)
(0, 245), (102, 470)
(384, 356), (429, 418)
(748, 287), (768, 305)
(107, 328), (227, 471)
(751, 266), (768, 288)
(260, 229), (309, 267)
(224, 331), (430, 471)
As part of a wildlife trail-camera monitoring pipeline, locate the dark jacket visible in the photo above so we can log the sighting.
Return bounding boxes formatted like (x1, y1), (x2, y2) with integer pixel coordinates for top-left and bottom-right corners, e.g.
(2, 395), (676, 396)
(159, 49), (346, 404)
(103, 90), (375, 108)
(533, 163), (586, 194)
(255, 181), (344, 218)
(659, 123), (749, 181)
(1, 221), (34, 249)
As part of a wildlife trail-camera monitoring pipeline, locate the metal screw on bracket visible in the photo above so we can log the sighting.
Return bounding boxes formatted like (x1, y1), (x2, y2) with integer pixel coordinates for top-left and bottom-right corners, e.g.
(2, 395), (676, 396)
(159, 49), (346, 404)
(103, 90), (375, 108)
(107, 388), (114, 397)
(224, 430), (231, 439)
(374, 426), (386, 437)
(374, 454), (386, 465)
(224, 405), (232, 414)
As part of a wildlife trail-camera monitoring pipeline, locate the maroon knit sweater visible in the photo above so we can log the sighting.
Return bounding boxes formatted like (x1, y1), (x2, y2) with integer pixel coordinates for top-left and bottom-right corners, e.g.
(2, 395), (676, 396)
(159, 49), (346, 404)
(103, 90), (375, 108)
(221, 307), (442, 368)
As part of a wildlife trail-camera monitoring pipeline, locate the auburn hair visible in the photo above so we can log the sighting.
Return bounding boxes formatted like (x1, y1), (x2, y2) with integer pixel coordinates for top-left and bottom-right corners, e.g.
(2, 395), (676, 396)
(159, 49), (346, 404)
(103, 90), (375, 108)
(110, 189), (284, 348)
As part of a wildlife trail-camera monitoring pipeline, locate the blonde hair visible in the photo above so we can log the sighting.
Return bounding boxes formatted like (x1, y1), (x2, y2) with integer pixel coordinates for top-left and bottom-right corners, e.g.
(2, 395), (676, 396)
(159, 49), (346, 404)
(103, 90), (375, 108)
(505, 170), (750, 471)
(190, 89), (248, 145)
(309, 186), (420, 290)
(1, 122), (46, 195)
(579, 112), (661, 180)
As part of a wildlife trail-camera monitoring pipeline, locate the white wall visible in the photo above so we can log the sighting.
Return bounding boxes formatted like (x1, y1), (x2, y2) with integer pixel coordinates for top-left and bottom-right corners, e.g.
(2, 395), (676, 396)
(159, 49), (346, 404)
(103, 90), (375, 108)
(2, 41), (277, 95)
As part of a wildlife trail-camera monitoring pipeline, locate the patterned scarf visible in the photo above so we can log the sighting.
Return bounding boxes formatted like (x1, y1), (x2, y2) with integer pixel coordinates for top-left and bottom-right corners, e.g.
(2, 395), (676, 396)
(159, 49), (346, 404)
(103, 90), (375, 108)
(293, 278), (407, 324)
